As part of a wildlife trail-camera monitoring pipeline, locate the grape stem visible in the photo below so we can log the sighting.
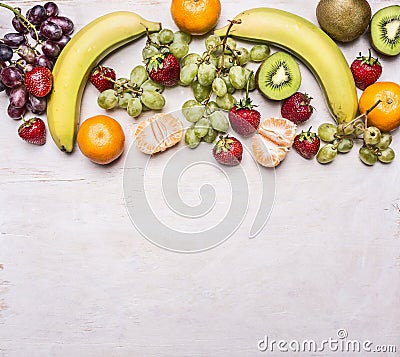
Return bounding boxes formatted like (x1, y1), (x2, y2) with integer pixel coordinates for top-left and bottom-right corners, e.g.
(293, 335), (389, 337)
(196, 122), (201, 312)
(0, 2), (41, 45)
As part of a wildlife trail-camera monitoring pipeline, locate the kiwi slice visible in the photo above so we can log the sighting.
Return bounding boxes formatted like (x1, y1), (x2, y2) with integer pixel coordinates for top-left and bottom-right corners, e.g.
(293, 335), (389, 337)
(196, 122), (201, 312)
(370, 5), (400, 56)
(256, 52), (301, 100)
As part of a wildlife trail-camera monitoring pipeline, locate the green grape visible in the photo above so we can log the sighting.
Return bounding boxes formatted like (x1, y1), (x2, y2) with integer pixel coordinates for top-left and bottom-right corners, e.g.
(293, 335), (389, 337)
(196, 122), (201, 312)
(158, 29), (174, 44)
(169, 41), (189, 59)
(376, 132), (392, 150)
(130, 65), (148, 87)
(140, 90), (165, 110)
(149, 33), (160, 45)
(318, 123), (338, 142)
(359, 146), (378, 166)
(118, 92), (133, 109)
(202, 127), (218, 143)
(212, 77), (227, 97)
(336, 138), (354, 153)
(140, 79), (164, 93)
(364, 126), (381, 146)
(379, 147), (395, 163)
(191, 81), (211, 102)
(182, 99), (205, 123)
(202, 52), (218, 67)
(97, 89), (118, 110)
(221, 74), (235, 94)
(235, 47), (250, 66)
(354, 122), (365, 136)
(180, 63), (198, 86)
(194, 117), (210, 138)
(244, 68), (256, 91)
(127, 97), (143, 118)
(142, 45), (159, 60)
(217, 55), (234, 70)
(205, 34), (221, 52)
(216, 93), (236, 110)
(250, 44), (270, 62)
(174, 30), (191, 44)
(206, 101), (219, 113)
(337, 123), (355, 136)
(317, 144), (337, 164)
(209, 110), (229, 132)
(229, 66), (246, 89)
(185, 126), (201, 149)
(181, 53), (201, 67)
(224, 37), (236, 54)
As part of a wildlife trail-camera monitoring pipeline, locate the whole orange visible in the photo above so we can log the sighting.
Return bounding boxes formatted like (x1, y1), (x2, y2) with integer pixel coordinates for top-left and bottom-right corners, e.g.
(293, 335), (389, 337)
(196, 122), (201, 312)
(171, 0), (221, 35)
(77, 115), (125, 165)
(359, 82), (400, 132)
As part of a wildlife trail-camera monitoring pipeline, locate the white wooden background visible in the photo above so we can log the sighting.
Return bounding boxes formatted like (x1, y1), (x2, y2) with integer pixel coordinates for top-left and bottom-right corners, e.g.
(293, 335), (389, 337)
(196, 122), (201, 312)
(0, 0), (399, 356)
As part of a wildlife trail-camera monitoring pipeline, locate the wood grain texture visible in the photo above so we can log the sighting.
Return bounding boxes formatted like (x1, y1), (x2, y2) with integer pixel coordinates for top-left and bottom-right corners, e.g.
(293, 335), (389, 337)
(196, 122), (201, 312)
(0, 0), (400, 356)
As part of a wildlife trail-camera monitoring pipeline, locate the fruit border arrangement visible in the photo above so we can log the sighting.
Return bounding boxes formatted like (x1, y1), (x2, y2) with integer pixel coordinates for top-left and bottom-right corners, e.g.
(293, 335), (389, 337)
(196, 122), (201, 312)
(0, 1), (399, 167)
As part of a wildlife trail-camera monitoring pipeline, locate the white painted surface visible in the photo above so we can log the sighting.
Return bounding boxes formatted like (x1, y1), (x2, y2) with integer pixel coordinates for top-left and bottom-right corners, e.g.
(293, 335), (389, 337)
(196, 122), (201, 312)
(0, 0), (399, 356)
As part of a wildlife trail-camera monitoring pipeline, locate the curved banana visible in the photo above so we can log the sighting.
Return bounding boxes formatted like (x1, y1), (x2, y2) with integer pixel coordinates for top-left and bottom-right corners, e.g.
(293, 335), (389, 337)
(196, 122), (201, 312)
(47, 12), (161, 152)
(214, 8), (358, 124)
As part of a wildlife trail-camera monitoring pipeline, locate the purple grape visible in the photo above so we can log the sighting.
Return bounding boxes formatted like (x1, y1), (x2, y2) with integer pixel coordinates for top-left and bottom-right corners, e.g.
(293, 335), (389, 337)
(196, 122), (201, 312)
(0, 81), (5, 92)
(12, 17), (29, 34)
(7, 103), (26, 119)
(48, 16), (74, 35)
(10, 85), (28, 108)
(27, 94), (47, 114)
(17, 44), (36, 64)
(29, 28), (46, 41)
(41, 40), (60, 59)
(27, 5), (47, 25)
(44, 2), (59, 17)
(3, 33), (26, 48)
(53, 34), (71, 49)
(0, 44), (13, 62)
(1, 66), (23, 88)
(40, 21), (63, 41)
(34, 55), (53, 70)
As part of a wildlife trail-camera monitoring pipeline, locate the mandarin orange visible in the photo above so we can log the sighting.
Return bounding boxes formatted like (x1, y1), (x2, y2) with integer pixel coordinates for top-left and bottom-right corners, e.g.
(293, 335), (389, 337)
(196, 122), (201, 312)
(77, 115), (125, 164)
(170, 0), (221, 35)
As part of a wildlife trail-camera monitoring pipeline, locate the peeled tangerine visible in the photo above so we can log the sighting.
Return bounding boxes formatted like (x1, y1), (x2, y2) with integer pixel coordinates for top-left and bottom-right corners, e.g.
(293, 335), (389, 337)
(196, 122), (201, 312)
(252, 117), (297, 167)
(135, 113), (184, 154)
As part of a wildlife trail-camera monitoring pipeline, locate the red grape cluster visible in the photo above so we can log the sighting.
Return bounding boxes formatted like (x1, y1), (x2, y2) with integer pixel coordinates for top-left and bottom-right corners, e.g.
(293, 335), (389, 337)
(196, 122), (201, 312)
(0, 2), (74, 119)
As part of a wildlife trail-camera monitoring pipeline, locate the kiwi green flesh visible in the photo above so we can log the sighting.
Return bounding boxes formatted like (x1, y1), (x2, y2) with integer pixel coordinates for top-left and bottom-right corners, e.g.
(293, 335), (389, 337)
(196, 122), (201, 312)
(370, 5), (400, 56)
(256, 52), (301, 100)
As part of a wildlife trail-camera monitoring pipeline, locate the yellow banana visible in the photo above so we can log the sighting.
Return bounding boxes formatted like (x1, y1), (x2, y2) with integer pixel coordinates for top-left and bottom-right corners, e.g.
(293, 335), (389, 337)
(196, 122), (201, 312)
(47, 12), (161, 152)
(214, 8), (358, 124)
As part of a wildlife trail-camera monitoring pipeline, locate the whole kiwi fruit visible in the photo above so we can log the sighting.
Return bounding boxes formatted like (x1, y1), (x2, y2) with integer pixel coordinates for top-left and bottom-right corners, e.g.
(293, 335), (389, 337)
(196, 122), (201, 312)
(316, 0), (372, 42)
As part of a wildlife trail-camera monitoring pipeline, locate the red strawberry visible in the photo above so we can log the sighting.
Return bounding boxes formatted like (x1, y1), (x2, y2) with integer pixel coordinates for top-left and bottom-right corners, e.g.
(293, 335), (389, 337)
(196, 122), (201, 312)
(89, 65), (116, 92)
(24, 66), (52, 97)
(146, 53), (180, 87)
(212, 135), (243, 166)
(18, 117), (46, 145)
(293, 127), (320, 159)
(281, 92), (314, 124)
(229, 97), (261, 137)
(350, 49), (382, 91)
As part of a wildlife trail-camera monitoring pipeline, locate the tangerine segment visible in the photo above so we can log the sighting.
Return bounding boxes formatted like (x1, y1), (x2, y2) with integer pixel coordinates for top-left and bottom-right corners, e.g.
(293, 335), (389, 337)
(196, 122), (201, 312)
(170, 0), (221, 35)
(135, 113), (184, 155)
(252, 133), (289, 168)
(257, 117), (297, 147)
(359, 82), (400, 132)
(77, 115), (125, 165)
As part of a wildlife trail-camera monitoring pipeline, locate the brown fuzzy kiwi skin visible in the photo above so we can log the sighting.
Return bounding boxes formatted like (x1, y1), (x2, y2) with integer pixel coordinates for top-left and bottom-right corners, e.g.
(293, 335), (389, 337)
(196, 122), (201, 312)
(316, 0), (372, 42)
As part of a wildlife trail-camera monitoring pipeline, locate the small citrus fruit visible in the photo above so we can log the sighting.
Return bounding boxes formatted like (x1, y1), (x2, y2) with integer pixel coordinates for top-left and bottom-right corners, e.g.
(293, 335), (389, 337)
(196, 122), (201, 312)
(170, 0), (221, 35)
(77, 115), (125, 164)
(359, 82), (400, 132)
